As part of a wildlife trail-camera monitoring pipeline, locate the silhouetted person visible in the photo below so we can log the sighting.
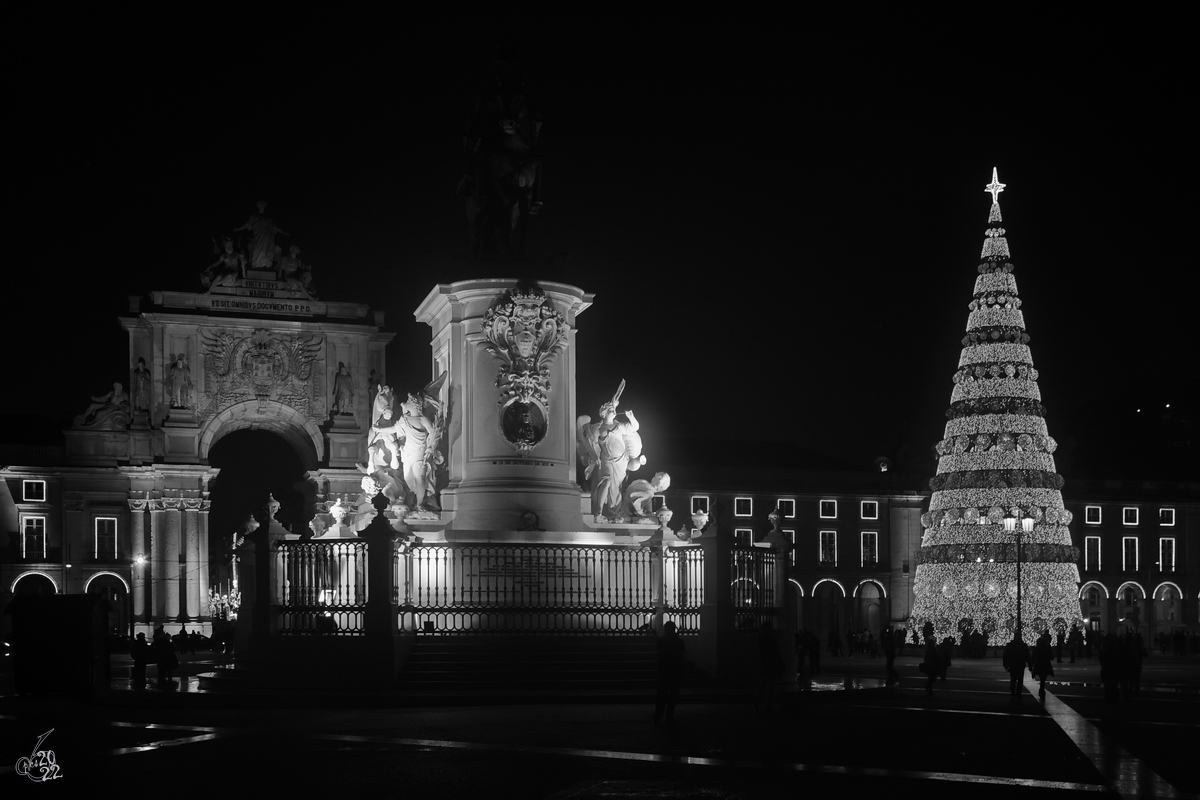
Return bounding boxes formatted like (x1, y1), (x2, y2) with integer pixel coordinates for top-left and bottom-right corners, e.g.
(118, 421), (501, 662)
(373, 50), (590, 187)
(937, 636), (954, 682)
(1099, 632), (1121, 700)
(1003, 636), (1030, 698)
(153, 627), (178, 687)
(922, 634), (940, 694)
(654, 621), (685, 725)
(1068, 625), (1083, 663)
(130, 633), (150, 690)
(882, 628), (898, 685)
(1031, 630), (1054, 698)
(1055, 628), (1065, 663)
(1126, 632), (1146, 697)
(806, 629), (821, 676)
(755, 621), (785, 712)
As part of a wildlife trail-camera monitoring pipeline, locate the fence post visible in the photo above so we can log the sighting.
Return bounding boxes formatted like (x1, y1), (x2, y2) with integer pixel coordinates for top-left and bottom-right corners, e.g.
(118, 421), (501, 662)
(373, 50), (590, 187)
(697, 522), (734, 683)
(360, 493), (404, 688)
(650, 539), (666, 634)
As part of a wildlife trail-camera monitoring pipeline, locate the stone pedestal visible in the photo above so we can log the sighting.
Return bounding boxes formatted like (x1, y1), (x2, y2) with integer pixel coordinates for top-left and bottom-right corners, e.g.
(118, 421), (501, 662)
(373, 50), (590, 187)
(325, 414), (363, 468)
(414, 280), (593, 539)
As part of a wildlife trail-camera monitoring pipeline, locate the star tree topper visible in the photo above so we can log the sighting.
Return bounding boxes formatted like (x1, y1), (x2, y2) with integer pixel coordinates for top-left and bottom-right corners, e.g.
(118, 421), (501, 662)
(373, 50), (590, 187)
(985, 167), (1006, 205)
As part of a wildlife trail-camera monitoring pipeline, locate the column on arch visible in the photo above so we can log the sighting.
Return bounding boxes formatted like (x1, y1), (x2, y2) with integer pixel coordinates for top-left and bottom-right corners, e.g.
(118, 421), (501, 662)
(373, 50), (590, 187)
(128, 497), (149, 621)
(149, 500), (168, 624)
(198, 500), (211, 620)
(162, 499), (182, 623)
(184, 501), (201, 620)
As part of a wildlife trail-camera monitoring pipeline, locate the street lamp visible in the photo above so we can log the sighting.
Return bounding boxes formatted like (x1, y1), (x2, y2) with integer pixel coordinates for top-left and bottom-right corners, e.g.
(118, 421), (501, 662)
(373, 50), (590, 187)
(1004, 516), (1034, 641)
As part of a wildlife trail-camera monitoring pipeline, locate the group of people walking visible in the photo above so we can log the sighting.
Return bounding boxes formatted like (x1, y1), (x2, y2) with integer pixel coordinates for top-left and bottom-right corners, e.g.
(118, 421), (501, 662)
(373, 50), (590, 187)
(129, 627), (181, 690)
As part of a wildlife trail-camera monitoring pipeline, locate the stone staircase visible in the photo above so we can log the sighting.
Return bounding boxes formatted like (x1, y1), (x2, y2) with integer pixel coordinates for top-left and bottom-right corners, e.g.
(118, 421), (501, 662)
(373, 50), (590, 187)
(398, 635), (703, 692)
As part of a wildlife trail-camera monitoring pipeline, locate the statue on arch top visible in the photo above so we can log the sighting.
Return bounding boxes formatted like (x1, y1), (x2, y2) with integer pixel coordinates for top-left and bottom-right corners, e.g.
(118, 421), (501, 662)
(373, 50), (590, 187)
(234, 200), (289, 272)
(201, 236), (245, 292)
(276, 244), (317, 298)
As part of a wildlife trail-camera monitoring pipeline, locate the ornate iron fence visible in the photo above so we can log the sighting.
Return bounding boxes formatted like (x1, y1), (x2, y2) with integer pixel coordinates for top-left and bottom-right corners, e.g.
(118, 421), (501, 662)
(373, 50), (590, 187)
(730, 545), (776, 632)
(663, 545), (704, 634)
(406, 543), (655, 634)
(276, 540), (367, 635)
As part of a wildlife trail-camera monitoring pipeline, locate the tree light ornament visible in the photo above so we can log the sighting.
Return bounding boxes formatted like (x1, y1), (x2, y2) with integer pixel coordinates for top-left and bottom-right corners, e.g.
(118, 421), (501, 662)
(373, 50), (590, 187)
(910, 171), (1081, 647)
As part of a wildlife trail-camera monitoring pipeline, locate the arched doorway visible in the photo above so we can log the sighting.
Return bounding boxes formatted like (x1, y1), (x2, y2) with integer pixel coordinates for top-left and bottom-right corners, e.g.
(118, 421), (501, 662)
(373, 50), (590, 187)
(12, 572), (57, 595)
(855, 580), (884, 635)
(1152, 583), (1182, 645)
(811, 579), (845, 646)
(87, 573), (130, 637)
(1079, 581), (1107, 632)
(1116, 582), (1146, 636)
(208, 429), (310, 592)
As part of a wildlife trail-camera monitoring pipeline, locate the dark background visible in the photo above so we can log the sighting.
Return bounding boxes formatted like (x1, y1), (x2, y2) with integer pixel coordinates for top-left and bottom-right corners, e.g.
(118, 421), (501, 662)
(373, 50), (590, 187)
(4, 10), (1194, 487)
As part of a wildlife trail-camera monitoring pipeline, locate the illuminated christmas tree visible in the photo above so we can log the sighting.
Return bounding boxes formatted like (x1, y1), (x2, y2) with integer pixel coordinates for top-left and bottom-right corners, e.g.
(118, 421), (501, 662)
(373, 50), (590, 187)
(910, 169), (1081, 647)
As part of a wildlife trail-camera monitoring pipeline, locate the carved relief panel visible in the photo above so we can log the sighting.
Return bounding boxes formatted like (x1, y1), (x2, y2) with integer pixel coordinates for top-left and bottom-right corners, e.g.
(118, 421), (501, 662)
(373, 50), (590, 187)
(198, 328), (325, 423)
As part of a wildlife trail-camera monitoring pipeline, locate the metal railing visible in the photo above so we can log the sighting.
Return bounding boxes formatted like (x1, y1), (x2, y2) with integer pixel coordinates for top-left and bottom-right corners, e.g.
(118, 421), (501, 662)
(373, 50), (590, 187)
(276, 540), (368, 635)
(663, 545), (704, 634)
(731, 545), (777, 632)
(406, 543), (654, 634)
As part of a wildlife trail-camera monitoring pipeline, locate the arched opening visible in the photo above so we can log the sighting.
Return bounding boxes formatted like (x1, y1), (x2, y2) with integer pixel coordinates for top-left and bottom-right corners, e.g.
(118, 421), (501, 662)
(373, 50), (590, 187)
(1152, 583), (1182, 647)
(855, 581), (882, 637)
(207, 429), (310, 592)
(13, 572), (57, 595)
(811, 579), (845, 649)
(87, 573), (129, 637)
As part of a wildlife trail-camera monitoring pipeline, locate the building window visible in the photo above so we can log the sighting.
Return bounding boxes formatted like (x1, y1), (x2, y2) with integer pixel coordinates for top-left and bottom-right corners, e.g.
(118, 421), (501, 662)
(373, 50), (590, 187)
(861, 501), (878, 520)
(734, 497), (753, 518)
(1123, 507), (1139, 526)
(1122, 537), (1138, 572)
(1085, 506), (1101, 525)
(1087, 588), (1100, 606)
(22, 480), (47, 502)
(820, 530), (837, 566)
(861, 532), (878, 567)
(650, 495), (666, 513)
(784, 529), (796, 566)
(22, 516), (46, 559)
(1159, 538), (1175, 572)
(1159, 508), (1175, 526)
(776, 499), (795, 518)
(734, 528), (754, 547)
(95, 517), (117, 559)
(819, 500), (837, 519)
(690, 496), (709, 515)
(1085, 536), (1101, 572)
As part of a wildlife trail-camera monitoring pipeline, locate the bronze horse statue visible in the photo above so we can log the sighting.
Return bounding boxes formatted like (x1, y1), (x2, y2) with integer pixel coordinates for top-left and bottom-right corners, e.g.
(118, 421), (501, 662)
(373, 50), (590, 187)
(459, 55), (543, 262)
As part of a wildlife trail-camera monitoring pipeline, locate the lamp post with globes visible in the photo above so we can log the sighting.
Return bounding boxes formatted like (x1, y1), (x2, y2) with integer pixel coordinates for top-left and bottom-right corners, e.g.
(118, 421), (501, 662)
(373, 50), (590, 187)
(1004, 516), (1034, 641)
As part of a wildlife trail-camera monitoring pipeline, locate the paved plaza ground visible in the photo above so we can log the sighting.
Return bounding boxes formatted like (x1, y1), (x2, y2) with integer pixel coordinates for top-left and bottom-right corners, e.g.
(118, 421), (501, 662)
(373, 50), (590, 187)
(2, 650), (1196, 798)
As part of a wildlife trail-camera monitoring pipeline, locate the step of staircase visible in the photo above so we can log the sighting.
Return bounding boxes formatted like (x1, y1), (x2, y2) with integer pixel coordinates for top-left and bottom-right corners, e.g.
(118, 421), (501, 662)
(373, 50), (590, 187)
(399, 635), (700, 692)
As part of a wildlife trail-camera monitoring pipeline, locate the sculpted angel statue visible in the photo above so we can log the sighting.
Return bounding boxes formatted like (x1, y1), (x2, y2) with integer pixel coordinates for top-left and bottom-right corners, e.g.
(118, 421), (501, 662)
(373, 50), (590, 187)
(618, 472), (671, 522)
(577, 380), (647, 521)
(363, 374), (448, 515)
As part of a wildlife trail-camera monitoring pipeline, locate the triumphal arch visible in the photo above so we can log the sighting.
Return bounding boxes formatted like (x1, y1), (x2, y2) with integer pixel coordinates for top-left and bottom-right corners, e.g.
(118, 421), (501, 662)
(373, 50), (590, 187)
(1, 217), (392, 639)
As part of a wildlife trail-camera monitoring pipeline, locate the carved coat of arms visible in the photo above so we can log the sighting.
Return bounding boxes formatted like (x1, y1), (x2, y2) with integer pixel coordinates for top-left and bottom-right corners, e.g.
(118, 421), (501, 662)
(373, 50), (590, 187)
(481, 281), (570, 453)
(198, 328), (324, 422)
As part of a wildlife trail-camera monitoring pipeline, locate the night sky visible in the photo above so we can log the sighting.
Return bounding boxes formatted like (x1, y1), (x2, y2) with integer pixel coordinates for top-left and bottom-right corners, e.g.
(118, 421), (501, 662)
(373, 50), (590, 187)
(6, 13), (1194, 487)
